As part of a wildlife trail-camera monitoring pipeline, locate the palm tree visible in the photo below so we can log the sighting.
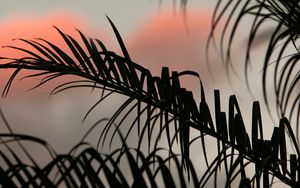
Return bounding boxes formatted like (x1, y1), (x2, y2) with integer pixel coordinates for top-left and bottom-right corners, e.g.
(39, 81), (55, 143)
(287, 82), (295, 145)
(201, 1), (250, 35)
(0, 1), (299, 187)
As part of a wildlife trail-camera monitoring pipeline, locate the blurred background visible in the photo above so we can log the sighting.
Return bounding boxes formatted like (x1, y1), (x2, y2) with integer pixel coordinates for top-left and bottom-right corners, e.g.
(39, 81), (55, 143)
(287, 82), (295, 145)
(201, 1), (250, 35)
(0, 1), (280, 186)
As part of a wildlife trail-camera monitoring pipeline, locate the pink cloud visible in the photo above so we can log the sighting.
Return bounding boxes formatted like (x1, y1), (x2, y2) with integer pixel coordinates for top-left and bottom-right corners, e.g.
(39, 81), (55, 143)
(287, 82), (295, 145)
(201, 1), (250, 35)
(0, 9), (222, 97)
(0, 11), (109, 96)
(0, 11), (112, 59)
(126, 9), (224, 92)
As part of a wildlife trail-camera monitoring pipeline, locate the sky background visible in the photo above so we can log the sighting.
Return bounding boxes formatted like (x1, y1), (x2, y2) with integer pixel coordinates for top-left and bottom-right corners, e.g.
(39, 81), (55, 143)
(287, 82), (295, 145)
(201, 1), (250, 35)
(0, 0), (229, 147)
(0, 1), (284, 184)
(0, 1), (290, 187)
(0, 0), (274, 151)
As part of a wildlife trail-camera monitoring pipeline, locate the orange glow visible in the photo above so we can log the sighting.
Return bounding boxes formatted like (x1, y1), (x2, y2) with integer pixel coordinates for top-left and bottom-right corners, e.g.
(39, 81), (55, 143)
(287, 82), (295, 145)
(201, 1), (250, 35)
(1, 12), (89, 57)
(0, 9), (220, 96)
(127, 9), (214, 74)
(0, 12), (112, 96)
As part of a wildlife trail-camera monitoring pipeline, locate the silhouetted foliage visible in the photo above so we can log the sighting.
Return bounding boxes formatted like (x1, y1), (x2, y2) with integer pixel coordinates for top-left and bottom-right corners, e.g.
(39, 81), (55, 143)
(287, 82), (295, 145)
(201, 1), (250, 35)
(207, 0), (299, 133)
(0, 1), (299, 187)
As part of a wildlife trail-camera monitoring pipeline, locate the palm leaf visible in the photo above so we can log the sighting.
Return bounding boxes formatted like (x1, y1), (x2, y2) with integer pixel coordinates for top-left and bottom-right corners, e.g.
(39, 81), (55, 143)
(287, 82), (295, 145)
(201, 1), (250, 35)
(0, 17), (300, 187)
(207, 0), (299, 132)
(0, 125), (199, 187)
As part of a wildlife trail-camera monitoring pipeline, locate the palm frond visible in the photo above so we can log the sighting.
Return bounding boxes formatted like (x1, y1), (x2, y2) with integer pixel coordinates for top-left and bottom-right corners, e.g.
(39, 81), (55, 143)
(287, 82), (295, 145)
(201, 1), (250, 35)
(207, 0), (300, 131)
(0, 18), (203, 167)
(0, 122), (198, 187)
(0, 17), (300, 187)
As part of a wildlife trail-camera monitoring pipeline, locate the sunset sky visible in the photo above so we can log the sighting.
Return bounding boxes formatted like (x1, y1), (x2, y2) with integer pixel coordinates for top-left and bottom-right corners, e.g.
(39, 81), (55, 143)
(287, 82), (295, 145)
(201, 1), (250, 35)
(0, 1), (218, 91)
(0, 0), (274, 163)
(1, 2), (297, 188)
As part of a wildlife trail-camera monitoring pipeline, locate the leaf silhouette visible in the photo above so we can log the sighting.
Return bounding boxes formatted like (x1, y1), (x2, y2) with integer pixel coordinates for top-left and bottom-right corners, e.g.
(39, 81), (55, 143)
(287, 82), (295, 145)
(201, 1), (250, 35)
(0, 14), (299, 187)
